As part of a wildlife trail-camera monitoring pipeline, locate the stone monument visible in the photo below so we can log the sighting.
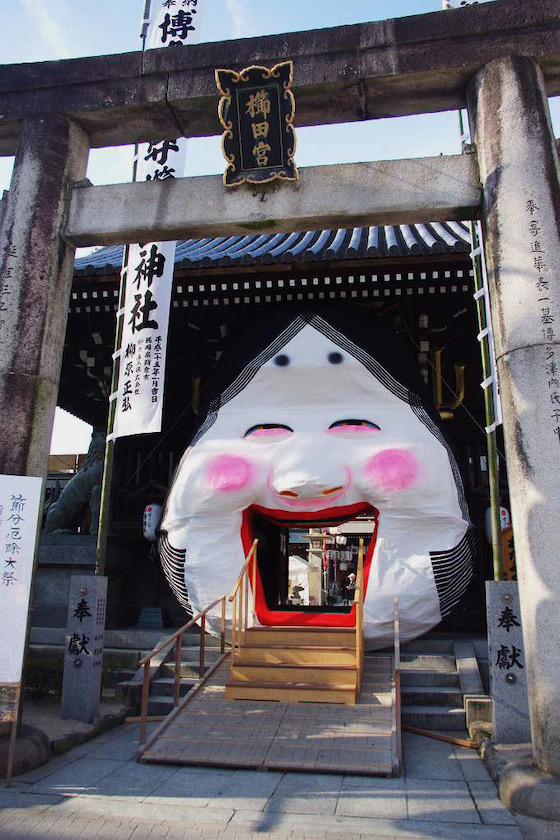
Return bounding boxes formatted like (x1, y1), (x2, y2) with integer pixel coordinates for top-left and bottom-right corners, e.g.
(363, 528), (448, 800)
(61, 574), (107, 723)
(486, 580), (531, 743)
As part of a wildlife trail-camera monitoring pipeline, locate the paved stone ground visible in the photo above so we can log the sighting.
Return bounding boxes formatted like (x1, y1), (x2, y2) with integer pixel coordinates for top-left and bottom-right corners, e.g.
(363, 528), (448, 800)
(0, 723), (523, 839)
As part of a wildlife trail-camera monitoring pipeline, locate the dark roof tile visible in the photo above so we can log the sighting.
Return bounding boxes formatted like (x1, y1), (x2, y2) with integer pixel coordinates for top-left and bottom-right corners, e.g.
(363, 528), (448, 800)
(75, 223), (472, 275)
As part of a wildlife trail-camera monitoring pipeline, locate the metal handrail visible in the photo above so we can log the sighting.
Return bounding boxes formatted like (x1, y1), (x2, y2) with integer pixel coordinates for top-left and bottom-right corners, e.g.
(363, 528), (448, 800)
(354, 538), (365, 695)
(229, 539), (258, 601)
(139, 594), (226, 745)
(138, 596), (226, 666)
(229, 539), (258, 664)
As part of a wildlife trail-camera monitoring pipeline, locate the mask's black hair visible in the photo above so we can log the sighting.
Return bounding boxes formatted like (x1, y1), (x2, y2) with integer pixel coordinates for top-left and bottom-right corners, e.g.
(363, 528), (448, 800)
(192, 304), (445, 443)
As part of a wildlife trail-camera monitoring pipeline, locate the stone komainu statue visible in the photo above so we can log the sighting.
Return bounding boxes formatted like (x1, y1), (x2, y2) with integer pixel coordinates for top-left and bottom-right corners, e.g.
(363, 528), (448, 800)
(45, 431), (105, 534)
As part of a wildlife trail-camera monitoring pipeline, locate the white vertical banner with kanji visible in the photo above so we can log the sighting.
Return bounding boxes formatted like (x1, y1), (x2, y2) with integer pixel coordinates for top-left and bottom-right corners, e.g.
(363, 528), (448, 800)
(111, 0), (206, 439)
(0, 475), (42, 684)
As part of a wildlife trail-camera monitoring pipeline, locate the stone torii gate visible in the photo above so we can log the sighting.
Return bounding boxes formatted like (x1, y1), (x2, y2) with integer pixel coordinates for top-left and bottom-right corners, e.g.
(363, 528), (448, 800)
(1, 0), (560, 803)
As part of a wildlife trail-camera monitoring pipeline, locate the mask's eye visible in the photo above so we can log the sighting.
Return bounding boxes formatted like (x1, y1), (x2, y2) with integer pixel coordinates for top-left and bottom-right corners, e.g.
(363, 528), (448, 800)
(244, 423), (293, 442)
(328, 419), (380, 438)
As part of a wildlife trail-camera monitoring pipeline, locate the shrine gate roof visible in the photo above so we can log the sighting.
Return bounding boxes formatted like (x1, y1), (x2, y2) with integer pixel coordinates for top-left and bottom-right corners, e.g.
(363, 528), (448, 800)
(74, 222), (471, 276)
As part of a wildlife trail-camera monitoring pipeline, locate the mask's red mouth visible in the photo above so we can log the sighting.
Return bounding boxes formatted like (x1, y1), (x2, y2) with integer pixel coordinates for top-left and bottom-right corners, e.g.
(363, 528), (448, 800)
(241, 503), (378, 627)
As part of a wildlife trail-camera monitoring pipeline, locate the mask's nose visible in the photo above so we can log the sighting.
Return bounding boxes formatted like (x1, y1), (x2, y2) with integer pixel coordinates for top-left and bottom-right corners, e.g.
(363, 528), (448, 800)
(271, 467), (348, 500)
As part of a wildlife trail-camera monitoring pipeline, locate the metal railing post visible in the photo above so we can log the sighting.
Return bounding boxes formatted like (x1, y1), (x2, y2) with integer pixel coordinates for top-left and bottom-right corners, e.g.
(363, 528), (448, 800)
(355, 538), (364, 694)
(199, 614), (206, 678)
(220, 596), (226, 654)
(238, 582), (243, 651)
(244, 569), (249, 641)
(227, 540), (258, 665)
(393, 596), (402, 771)
(252, 545), (257, 624)
(140, 659), (151, 745)
(173, 635), (182, 707)
(231, 593), (237, 664)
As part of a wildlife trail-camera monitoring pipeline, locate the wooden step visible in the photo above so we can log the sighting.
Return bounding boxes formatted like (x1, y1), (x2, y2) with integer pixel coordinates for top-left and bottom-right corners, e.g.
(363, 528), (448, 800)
(231, 662), (358, 687)
(245, 627), (356, 647)
(225, 680), (357, 704)
(237, 644), (357, 666)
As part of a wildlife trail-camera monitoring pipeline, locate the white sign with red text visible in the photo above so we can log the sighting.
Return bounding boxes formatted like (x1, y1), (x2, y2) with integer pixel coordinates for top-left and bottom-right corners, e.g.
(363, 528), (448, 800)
(0, 474), (42, 684)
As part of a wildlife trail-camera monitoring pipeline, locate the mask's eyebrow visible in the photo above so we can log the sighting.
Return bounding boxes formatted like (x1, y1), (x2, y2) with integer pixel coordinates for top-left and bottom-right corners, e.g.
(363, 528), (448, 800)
(244, 423), (294, 437)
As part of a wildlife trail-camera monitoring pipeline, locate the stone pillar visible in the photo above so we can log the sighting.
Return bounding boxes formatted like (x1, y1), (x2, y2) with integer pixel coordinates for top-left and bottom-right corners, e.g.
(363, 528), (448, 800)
(61, 575), (107, 723)
(0, 116), (89, 478)
(468, 57), (560, 775)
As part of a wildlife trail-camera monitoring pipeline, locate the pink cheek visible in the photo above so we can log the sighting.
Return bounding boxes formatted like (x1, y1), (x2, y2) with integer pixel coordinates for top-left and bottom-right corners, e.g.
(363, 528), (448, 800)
(365, 449), (419, 492)
(205, 455), (254, 493)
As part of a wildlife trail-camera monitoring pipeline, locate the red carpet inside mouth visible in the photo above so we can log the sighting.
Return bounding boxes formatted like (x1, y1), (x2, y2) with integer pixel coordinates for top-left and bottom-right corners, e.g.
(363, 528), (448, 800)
(242, 503), (378, 627)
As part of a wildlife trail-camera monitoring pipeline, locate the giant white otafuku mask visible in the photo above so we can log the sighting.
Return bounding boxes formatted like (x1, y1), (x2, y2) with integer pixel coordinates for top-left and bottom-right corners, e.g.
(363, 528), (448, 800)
(159, 310), (474, 647)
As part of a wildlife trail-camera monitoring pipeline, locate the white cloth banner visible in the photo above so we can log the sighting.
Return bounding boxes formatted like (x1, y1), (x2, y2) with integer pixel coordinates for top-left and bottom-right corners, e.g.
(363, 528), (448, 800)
(0, 475), (42, 684)
(112, 0), (207, 439)
(145, 0), (203, 50)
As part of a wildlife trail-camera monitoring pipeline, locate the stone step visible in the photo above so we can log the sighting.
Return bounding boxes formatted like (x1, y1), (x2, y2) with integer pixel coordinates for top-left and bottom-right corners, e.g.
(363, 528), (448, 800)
(140, 646), (223, 662)
(161, 661), (211, 679)
(30, 643), (139, 671)
(399, 638), (455, 654)
(151, 677), (198, 697)
(401, 653), (457, 671)
(402, 705), (466, 731)
(402, 686), (464, 707)
(400, 668), (460, 687)
(175, 645), (223, 657)
(112, 668), (136, 686)
(147, 695), (176, 716)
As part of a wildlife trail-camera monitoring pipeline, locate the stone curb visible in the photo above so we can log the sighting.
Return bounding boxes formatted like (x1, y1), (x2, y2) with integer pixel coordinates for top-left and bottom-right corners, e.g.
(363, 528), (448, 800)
(50, 707), (128, 755)
(1, 706), (128, 779)
(0, 725), (51, 778)
(470, 721), (560, 827)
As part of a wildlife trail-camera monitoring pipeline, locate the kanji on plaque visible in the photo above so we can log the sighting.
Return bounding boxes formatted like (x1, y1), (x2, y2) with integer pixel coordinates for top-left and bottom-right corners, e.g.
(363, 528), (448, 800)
(216, 62), (298, 187)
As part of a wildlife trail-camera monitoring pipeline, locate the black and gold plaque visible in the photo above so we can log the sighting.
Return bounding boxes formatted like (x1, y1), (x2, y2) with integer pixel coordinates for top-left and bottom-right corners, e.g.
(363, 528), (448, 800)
(215, 61), (298, 188)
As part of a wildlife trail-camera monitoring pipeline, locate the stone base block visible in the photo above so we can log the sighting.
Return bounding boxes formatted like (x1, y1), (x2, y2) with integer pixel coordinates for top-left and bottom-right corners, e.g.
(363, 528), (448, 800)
(500, 759), (560, 823)
(466, 695), (491, 729)
(0, 724), (51, 778)
(514, 814), (560, 840)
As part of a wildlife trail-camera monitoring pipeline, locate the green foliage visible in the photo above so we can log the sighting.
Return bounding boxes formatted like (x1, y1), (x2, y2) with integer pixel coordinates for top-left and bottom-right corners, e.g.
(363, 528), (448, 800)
(25, 658), (63, 698)
(24, 658), (114, 698)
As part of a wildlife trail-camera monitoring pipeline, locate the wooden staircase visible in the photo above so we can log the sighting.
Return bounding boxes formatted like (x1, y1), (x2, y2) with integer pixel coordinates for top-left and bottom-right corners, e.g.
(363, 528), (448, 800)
(137, 540), (402, 775)
(225, 626), (359, 704)
(224, 538), (366, 705)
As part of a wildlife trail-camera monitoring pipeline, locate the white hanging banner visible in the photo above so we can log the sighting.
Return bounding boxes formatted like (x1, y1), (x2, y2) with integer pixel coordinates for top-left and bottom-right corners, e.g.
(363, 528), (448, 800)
(0, 475), (43, 684)
(146, 0), (203, 50)
(112, 1), (207, 439)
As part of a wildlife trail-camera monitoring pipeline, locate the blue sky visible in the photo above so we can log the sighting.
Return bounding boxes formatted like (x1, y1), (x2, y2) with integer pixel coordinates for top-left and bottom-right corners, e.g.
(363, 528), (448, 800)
(4, 0), (557, 194)
(0, 0), (557, 452)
